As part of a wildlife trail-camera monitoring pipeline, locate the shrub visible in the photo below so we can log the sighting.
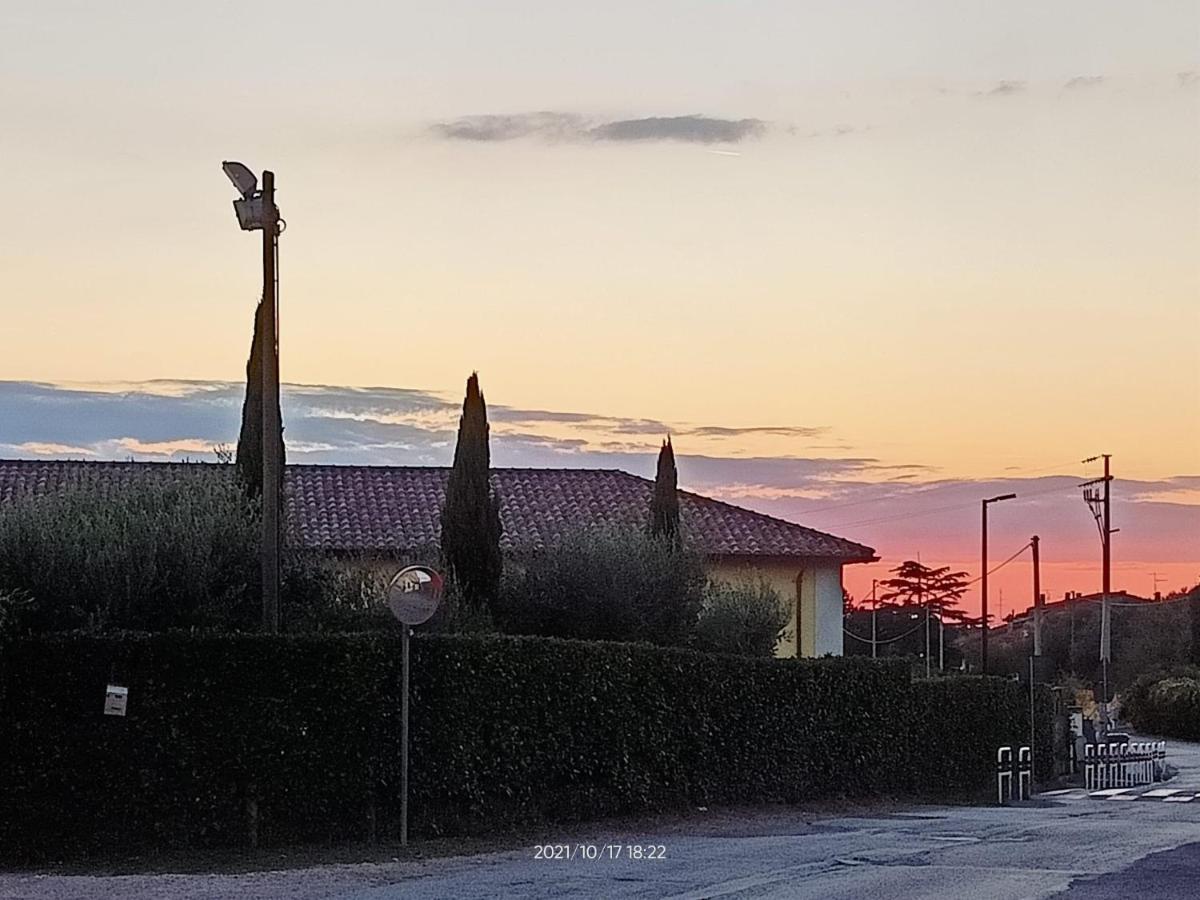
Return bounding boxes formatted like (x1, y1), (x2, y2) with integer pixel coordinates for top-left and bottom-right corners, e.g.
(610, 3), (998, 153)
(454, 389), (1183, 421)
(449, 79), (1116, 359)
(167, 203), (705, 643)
(692, 578), (790, 656)
(0, 632), (1046, 860)
(0, 476), (259, 632)
(0, 481), (439, 636)
(280, 554), (394, 633)
(494, 527), (706, 646)
(1122, 667), (1200, 740)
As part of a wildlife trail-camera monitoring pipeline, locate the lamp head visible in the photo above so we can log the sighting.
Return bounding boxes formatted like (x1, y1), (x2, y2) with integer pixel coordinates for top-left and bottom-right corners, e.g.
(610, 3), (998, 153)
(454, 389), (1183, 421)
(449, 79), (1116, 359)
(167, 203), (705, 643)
(221, 161), (258, 199)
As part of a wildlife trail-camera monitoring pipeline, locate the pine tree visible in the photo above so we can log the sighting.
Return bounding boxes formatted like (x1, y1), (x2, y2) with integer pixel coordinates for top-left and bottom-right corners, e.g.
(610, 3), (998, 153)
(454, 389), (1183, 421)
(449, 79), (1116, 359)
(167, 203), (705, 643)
(649, 436), (680, 545)
(235, 300), (285, 501)
(878, 560), (971, 621)
(440, 373), (503, 610)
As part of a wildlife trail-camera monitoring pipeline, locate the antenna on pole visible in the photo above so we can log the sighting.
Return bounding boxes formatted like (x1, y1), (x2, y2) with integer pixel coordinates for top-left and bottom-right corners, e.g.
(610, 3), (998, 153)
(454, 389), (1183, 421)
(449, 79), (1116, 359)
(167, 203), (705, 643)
(1080, 454), (1114, 731)
(1151, 572), (1166, 599)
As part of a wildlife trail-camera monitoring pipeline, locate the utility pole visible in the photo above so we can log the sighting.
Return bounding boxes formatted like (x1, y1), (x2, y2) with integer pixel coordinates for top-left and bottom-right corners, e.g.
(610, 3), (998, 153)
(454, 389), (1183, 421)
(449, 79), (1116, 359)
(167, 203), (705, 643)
(1101, 454), (1111, 718)
(1032, 535), (1042, 658)
(938, 613), (944, 673)
(981, 493), (1017, 675)
(923, 571), (931, 678)
(1082, 455), (1114, 726)
(871, 579), (878, 659)
(1026, 534), (1043, 783)
(982, 503), (989, 675)
(261, 170), (281, 633)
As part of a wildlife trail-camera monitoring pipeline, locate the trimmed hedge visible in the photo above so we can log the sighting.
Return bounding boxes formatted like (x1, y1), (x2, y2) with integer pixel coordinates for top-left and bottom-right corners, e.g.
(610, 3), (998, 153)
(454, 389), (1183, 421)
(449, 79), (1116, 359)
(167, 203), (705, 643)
(909, 677), (1054, 794)
(0, 633), (1047, 861)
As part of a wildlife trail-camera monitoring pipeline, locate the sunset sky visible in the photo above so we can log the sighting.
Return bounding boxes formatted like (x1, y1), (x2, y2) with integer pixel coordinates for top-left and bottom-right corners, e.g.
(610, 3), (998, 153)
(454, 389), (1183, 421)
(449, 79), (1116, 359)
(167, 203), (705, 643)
(2, 2), (1197, 613)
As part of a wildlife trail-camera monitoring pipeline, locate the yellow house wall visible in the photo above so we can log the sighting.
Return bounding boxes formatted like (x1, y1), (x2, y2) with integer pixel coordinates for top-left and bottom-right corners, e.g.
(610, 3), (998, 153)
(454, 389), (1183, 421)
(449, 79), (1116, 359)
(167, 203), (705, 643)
(707, 559), (846, 659)
(707, 560), (804, 658)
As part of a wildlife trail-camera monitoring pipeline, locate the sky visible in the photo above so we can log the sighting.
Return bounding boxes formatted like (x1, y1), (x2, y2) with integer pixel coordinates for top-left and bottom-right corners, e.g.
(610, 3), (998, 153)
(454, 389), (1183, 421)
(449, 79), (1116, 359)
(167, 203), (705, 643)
(1, 2), (1197, 614)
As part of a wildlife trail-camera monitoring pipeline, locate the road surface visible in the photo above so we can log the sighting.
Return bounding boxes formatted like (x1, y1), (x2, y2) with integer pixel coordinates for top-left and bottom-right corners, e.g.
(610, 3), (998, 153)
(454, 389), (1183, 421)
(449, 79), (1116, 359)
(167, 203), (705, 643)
(4, 737), (1200, 900)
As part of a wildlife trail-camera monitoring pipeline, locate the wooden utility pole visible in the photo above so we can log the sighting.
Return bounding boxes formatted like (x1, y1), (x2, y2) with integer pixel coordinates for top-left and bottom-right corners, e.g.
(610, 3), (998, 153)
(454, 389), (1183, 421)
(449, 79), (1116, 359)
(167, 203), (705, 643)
(261, 170), (280, 633)
(871, 579), (878, 659)
(1032, 535), (1042, 658)
(1101, 454), (1112, 713)
(923, 571), (931, 678)
(1082, 454), (1114, 725)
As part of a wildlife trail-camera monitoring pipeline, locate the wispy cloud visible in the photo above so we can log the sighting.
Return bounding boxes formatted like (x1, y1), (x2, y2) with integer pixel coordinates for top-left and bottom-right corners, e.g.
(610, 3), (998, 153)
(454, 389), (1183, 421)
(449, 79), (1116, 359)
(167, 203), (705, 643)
(1180, 71), (1198, 88)
(985, 80), (1026, 97)
(686, 425), (827, 439)
(0, 380), (827, 467)
(432, 112), (767, 145)
(590, 115), (765, 144)
(1, 379), (1195, 567)
(1064, 75), (1105, 90)
(432, 112), (587, 142)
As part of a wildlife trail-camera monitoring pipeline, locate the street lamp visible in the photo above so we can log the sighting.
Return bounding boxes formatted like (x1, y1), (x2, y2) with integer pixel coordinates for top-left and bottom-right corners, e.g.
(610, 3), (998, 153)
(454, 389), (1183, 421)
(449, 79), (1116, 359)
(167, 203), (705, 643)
(222, 160), (283, 633)
(981, 493), (1017, 674)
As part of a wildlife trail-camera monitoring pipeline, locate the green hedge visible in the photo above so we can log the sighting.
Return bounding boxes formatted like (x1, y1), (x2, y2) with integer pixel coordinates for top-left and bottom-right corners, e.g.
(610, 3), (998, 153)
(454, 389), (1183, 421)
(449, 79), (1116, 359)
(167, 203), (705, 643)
(0, 633), (1046, 861)
(1122, 668), (1200, 741)
(908, 677), (1054, 794)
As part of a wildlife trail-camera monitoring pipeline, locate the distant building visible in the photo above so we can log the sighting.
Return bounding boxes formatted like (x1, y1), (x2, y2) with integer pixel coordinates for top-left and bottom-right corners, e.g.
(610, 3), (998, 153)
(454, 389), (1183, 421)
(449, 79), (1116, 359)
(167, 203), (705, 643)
(0, 460), (877, 658)
(1006, 589), (1152, 632)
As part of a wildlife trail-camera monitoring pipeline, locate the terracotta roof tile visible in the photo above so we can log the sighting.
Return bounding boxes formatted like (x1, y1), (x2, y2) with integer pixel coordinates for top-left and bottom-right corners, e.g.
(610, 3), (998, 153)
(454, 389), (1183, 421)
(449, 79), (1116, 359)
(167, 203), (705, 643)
(0, 460), (875, 561)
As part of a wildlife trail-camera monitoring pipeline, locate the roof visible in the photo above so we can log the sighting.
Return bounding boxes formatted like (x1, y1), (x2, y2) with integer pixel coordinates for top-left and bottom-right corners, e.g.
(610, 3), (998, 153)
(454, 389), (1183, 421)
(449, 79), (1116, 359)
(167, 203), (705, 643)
(0, 459), (876, 562)
(1008, 590), (1154, 624)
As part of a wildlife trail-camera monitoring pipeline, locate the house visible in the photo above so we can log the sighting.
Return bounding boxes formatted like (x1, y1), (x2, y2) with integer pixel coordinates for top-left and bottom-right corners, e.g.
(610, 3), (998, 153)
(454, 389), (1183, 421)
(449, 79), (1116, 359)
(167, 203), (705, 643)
(1005, 590), (1152, 632)
(0, 459), (876, 657)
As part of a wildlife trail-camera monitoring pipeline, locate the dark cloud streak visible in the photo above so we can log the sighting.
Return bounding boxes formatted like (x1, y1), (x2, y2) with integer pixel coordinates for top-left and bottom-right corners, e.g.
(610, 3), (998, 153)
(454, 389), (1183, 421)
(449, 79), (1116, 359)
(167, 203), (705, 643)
(986, 80), (1026, 96)
(432, 112), (767, 145)
(590, 116), (765, 144)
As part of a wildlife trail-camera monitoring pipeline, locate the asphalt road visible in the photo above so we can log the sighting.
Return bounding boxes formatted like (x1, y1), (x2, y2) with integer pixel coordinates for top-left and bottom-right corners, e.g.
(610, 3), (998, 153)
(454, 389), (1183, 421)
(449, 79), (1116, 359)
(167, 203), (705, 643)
(5, 738), (1200, 900)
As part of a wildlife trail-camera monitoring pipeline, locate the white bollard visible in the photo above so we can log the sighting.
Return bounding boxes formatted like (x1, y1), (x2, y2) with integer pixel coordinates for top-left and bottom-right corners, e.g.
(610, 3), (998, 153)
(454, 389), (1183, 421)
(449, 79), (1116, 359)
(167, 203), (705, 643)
(1017, 746), (1032, 800)
(997, 746), (1013, 805)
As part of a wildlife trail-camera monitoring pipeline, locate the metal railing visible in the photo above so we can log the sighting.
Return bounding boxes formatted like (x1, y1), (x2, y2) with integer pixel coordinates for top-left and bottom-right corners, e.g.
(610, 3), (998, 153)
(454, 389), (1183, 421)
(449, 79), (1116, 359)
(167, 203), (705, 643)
(1083, 740), (1166, 791)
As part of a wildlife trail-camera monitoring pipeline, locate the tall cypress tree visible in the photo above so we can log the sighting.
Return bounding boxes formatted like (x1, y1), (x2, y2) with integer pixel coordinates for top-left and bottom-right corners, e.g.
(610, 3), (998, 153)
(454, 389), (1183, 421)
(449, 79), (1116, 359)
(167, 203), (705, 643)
(440, 373), (503, 609)
(235, 300), (285, 501)
(649, 436), (680, 545)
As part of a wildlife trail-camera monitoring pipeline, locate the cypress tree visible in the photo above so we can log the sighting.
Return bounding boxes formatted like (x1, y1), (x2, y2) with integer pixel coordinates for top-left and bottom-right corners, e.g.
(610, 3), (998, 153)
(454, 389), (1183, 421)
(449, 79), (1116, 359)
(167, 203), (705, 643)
(440, 372), (503, 610)
(235, 300), (285, 501)
(649, 436), (680, 545)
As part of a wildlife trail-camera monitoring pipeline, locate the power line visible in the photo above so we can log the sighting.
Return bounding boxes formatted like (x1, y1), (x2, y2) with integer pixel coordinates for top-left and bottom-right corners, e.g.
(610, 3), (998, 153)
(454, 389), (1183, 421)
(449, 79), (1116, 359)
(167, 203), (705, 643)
(844, 619), (926, 644)
(844, 542), (1032, 645)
